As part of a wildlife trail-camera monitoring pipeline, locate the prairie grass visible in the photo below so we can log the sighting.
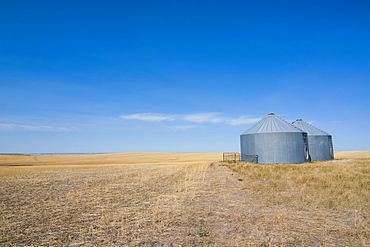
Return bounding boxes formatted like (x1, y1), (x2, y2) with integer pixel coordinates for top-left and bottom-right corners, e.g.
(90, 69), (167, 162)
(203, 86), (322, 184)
(0, 152), (369, 246)
(224, 158), (369, 211)
(222, 152), (370, 246)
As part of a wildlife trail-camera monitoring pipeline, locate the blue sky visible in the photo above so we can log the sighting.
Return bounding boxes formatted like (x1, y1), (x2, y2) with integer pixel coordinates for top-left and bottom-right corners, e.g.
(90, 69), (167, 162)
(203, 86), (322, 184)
(1, 0), (369, 153)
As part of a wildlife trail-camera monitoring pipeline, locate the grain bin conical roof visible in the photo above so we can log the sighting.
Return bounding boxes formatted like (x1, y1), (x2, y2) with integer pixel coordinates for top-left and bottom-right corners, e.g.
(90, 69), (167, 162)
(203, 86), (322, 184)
(242, 113), (303, 135)
(292, 119), (330, 136)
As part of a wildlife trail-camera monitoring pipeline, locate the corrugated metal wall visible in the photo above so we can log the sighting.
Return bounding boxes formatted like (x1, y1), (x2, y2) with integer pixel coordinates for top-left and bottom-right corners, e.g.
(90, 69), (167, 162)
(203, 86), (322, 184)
(241, 132), (310, 164)
(292, 120), (334, 161)
(306, 135), (334, 161)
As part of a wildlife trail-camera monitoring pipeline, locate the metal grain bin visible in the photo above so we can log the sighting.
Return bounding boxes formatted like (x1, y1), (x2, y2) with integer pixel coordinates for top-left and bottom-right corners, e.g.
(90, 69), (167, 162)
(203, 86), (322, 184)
(292, 119), (334, 161)
(240, 113), (310, 164)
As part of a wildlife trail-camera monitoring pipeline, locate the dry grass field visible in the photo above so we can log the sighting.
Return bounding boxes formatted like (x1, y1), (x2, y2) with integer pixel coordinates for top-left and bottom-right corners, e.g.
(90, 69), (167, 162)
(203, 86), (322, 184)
(0, 151), (369, 246)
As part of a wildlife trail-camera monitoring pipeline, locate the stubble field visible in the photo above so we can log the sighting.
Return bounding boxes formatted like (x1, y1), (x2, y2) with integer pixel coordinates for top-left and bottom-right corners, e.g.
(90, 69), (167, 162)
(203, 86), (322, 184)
(0, 151), (369, 246)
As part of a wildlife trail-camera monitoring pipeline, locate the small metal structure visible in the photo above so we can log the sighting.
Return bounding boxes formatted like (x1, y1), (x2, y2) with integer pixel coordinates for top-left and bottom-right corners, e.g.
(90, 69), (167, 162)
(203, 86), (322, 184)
(240, 113), (310, 164)
(222, 152), (241, 162)
(241, 154), (258, 163)
(292, 119), (334, 161)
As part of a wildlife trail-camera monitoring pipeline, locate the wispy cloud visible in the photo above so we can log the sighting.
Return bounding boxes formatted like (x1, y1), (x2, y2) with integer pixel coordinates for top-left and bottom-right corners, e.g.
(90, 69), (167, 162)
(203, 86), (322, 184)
(225, 116), (262, 125)
(120, 112), (261, 126)
(0, 123), (77, 132)
(180, 112), (223, 123)
(0, 124), (14, 129)
(120, 113), (175, 122)
(166, 125), (200, 131)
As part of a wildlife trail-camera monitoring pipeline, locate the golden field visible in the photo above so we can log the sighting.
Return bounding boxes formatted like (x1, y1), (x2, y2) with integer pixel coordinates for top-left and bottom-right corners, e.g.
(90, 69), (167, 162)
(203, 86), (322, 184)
(0, 151), (369, 246)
